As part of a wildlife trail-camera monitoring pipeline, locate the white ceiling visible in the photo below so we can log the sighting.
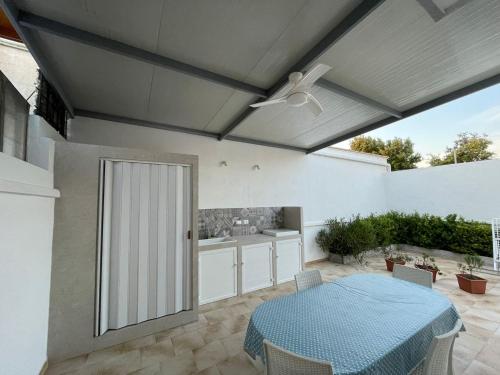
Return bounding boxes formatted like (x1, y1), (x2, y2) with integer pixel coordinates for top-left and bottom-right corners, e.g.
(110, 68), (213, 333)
(12, 0), (500, 150)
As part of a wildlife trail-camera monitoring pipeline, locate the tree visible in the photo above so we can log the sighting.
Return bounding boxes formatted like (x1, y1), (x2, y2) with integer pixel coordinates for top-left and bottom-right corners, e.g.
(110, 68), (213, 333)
(429, 132), (493, 166)
(350, 136), (422, 171)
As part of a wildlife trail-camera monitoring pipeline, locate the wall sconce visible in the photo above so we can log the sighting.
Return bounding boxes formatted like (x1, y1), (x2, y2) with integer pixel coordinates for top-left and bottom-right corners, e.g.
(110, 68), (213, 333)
(252, 164), (260, 171)
(219, 161), (228, 167)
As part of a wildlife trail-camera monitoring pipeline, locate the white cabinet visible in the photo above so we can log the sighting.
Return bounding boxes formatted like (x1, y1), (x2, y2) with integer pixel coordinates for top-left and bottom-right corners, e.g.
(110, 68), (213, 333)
(199, 247), (237, 305)
(242, 242), (273, 293)
(276, 239), (302, 284)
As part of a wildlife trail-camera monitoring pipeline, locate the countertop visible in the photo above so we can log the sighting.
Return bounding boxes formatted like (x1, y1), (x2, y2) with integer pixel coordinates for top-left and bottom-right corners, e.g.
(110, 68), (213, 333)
(198, 233), (302, 252)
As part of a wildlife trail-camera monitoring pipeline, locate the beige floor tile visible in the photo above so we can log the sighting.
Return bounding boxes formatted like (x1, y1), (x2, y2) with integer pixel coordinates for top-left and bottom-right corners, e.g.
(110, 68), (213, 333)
(475, 336), (500, 369)
(156, 326), (186, 343)
(172, 331), (206, 355)
(216, 353), (258, 375)
(193, 341), (228, 371)
(74, 350), (142, 375)
(204, 308), (235, 324)
(220, 332), (246, 358)
(129, 363), (161, 375)
(141, 339), (176, 368)
(193, 366), (221, 375)
(47, 254), (500, 375)
(463, 360), (499, 375)
(198, 322), (233, 343)
(221, 314), (249, 334)
(159, 351), (196, 375)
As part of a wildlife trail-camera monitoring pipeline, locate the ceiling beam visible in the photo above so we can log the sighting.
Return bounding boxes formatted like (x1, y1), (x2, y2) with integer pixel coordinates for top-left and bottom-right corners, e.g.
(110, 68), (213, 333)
(218, 0), (386, 140)
(306, 72), (500, 154)
(1, 0), (75, 116)
(316, 78), (402, 118)
(17, 11), (268, 98)
(74, 109), (306, 153)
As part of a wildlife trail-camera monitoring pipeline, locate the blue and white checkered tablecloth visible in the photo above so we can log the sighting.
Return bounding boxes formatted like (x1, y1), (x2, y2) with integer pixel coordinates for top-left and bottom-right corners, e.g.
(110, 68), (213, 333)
(244, 274), (462, 375)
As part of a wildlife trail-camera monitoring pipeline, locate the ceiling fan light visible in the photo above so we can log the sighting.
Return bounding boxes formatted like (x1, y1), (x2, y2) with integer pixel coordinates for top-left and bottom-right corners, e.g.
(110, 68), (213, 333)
(286, 92), (308, 107)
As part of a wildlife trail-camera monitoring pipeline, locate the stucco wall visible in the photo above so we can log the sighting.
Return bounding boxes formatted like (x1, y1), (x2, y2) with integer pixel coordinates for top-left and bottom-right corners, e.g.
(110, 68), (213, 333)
(385, 159), (500, 222)
(68, 117), (390, 262)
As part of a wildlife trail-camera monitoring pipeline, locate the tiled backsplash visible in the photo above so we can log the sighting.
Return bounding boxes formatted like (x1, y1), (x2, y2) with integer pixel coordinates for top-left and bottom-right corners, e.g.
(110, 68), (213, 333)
(198, 207), (284, 239)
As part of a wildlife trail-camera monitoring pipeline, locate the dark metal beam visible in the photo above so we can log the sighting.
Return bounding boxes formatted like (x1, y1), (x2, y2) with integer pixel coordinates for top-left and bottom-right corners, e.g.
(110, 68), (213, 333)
(218, 0), (385, 140)
(74, 109), (306, 153)
(225, 135), (307, 153)
(74, 109), (220, 139)
(1, 0), (75, 116)
(306, 72), (500, 154)
(316, 78), (402, 118)
(17, 11), (267, 98)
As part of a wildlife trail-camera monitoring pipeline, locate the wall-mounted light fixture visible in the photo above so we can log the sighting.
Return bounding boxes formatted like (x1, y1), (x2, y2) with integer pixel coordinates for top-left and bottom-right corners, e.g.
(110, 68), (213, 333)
(219, 161), (228, 167)
(252, 164), (260, 171)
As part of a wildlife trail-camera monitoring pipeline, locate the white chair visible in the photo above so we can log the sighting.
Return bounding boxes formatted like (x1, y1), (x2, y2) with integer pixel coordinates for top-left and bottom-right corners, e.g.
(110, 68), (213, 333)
(410, 319), (462, 375)
(263, 339), (334, 375)
(393, 264), (433, 288)
(294, 270), (322, 292)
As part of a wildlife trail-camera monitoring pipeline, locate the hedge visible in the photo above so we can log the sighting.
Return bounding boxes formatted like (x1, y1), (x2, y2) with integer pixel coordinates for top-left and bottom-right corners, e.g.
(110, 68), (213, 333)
(318, 212), (492, 257)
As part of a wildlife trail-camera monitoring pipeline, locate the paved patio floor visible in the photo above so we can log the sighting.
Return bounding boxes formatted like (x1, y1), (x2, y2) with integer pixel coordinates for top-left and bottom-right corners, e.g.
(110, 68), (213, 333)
(47, 253), (500, 375)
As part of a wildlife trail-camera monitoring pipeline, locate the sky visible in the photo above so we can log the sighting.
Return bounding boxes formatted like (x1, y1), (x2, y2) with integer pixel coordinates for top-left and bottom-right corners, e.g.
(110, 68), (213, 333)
(335, 84), (500, 166)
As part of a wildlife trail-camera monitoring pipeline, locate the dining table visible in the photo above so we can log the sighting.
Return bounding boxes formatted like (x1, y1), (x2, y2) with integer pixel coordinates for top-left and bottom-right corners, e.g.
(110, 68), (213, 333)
(244, 274), (463, 375)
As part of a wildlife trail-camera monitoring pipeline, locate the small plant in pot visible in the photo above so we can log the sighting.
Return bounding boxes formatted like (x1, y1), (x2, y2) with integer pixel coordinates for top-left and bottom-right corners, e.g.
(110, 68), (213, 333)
(383, 246), (412, 272)
(456, 254), (487, 294)
(414, 253), (442, 282)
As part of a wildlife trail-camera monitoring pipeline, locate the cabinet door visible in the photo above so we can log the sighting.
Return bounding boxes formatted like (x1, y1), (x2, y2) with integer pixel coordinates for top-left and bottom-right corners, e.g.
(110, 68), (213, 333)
(199, 247), (237, 305)
(276, 239), (302, 284)
(242, 242), (273, 293)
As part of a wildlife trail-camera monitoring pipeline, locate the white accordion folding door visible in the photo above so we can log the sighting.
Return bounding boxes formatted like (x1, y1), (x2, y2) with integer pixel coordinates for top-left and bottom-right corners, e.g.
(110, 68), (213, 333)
(96, 159), (192, 336)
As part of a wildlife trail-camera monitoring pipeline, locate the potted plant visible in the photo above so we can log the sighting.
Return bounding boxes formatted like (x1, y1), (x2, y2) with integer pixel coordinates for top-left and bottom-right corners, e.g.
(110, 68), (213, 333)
(383, 246), (412, 272)
(316, 216), (376, 265)
(414, 252), (442, 282)
(456, 254), (487, 294)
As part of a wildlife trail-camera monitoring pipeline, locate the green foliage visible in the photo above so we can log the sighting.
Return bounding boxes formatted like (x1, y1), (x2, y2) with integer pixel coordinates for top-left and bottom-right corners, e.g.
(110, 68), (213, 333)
(316, 215), (377, 263)
(369, 212), (492, 257)
(457, 254), (484, 278)
(317, 212), (493, 258)
(350, 136), (422, 171)
(430, 132), (494, 166)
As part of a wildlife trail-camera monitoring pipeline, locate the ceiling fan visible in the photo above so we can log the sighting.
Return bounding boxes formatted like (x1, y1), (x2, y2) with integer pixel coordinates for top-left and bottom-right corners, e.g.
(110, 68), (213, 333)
(250, 63), (331, 116)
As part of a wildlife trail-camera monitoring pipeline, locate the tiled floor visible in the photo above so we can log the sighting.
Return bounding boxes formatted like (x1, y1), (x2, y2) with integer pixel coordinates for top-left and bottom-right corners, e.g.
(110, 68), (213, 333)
(47, 254), (500, 375)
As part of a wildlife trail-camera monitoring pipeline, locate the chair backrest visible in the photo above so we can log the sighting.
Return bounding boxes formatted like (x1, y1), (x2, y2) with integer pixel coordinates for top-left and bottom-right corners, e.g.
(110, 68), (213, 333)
(393, 264), (433, 288)
(263, 339), (334, 375)
(294, 270), (322, 292)
(422, 319), (462, 375)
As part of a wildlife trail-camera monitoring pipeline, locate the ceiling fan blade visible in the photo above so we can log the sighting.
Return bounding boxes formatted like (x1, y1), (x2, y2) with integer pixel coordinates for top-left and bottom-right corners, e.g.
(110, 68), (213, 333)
(296, 63), (331, 90)
(250, 97), (287, 108)
(305, 94), (324, 116)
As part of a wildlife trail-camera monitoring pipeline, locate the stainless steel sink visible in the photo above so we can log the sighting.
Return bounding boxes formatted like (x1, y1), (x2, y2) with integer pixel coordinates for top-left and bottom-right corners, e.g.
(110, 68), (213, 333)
(198, 237), (237, 246)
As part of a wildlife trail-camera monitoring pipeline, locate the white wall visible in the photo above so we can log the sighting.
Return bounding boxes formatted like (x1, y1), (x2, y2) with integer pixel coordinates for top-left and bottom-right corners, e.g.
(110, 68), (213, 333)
(0, 38), (38, 105)
(0, 151), (59, 375)
(68, 117), (389, 261)
(385, 159), (500, 222)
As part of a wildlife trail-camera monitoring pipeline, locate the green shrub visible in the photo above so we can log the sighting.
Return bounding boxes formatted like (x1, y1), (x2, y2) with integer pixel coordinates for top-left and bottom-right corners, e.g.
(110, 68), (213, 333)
(316, 212), (492, 258)
(316, 215), (377, 262)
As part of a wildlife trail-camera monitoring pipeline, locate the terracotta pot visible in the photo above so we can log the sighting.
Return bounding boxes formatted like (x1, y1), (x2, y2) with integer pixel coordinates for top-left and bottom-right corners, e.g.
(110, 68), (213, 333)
(385, 258), (405, 272)
(416, 265), (438, 282)
(456, 274), (487, 294)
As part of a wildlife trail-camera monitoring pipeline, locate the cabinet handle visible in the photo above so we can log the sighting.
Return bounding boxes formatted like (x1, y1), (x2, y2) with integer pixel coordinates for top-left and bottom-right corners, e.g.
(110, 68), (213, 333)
(233, 263), (237, 267)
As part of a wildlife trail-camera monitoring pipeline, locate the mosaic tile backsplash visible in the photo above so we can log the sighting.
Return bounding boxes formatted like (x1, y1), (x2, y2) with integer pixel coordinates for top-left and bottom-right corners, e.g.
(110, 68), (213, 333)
(198, 207), (284, 239)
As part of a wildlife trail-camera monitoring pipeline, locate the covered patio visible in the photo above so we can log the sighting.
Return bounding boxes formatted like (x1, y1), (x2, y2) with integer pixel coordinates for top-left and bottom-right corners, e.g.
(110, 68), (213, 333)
(1, 0), (500, 374)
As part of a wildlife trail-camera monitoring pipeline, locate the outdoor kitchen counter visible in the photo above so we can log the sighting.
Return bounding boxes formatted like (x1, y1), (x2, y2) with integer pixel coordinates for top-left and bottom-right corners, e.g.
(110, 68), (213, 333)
(198, 233), (302, 252)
